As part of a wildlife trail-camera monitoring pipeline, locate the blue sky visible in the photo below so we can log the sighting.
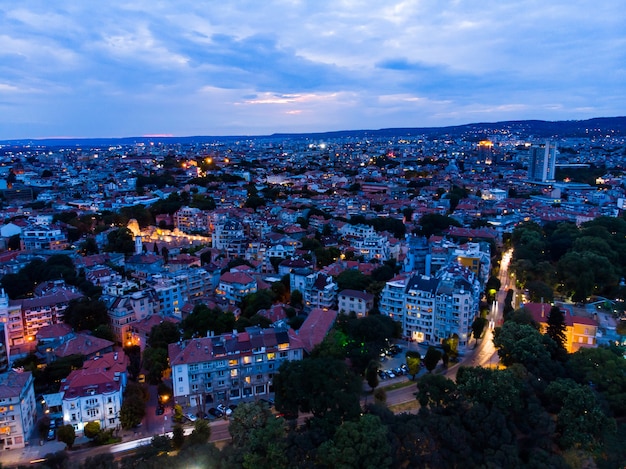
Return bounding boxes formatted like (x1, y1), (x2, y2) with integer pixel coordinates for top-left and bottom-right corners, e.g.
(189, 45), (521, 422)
(1, 1), (624, 139)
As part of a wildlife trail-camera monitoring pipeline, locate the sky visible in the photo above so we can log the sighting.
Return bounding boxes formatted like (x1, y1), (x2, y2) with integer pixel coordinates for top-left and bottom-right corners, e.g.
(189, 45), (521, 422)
(1, 1), (625, 139)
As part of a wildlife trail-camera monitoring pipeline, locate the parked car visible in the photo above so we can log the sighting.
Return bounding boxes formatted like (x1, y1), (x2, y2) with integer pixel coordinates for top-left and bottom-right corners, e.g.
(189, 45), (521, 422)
(186, 413), (198, 422)
(217, 404), (232, 416)
(228, 404), (238, 413)
(386, 370), (396, 379)
(378, 370), (387, 380)
(208, 407), (223, 418)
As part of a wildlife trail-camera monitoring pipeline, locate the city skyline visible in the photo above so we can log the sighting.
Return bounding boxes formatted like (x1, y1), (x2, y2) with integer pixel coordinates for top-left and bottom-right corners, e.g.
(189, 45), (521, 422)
(1, 1), (625, 140)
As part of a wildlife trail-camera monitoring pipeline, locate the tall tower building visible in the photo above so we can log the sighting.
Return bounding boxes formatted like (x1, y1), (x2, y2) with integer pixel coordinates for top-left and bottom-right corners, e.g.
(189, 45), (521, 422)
(528, 141), (557, 182)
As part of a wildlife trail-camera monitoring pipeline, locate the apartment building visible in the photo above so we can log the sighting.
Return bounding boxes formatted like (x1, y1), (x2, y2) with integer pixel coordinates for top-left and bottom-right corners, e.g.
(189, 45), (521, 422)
(0, 288), (83, 347)
(168, 326), (303, 408)
(61, 351), (128, 436)
(380, 265), (481, 352)
(0, 370), (37, 449)
(337, 289), (375, 318)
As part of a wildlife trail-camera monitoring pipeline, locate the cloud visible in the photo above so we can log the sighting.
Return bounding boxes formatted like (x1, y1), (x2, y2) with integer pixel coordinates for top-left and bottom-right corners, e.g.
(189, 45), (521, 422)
(0, 1), (625, 138)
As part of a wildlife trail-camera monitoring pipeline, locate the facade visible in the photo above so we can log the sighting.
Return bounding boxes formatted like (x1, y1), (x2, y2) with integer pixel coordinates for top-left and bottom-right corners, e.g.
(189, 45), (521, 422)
(20, 224), (69, 251)
(337, 289), (375, 318)
(168, 326), (303, 408)
(216, 272), (257, 306)
(150, 275), (184, 317)
(61, 351), (128, 436)
(528, 141), (557, 182)
(102, 290), (160, 344)
(0, 288), (83, 347)
(0, 371), (37, 449)
(173, 206), (210, 234)
(290, 270), (338, 312)
(523, 303), (598, 353)
(380, 266), (481, 352)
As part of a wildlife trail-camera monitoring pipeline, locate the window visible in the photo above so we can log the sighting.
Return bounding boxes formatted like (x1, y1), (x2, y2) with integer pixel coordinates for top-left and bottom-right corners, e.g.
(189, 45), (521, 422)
(107, 397), (112, 404)
(255, 385), (265, 394)
(267, 352), (275, 361)
(178, 377), (183, 382)
(108, 407), (114, 415)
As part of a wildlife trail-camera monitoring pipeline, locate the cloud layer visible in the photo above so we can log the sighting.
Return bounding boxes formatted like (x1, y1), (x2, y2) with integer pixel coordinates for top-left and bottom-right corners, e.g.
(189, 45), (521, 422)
(1, 1), (624, 138)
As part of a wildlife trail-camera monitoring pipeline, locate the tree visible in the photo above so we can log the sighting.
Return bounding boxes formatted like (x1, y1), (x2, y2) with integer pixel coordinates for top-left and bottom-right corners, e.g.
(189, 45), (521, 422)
(80, 237), (99, 255)
(336, 269), (371, 292)
(57, 424), (76, 449)
(274, 357), (362, 428)
(423, 346), (442, 373)
(147, 321), (180, 349)
(546, 306), (567, 351)
(317, 414), (392, 469)
(92, 324), (116, 342)
(84, 421), (101, 439)
(405, 351), (421, 380)
(63, 298), (109, 332)
(186, 418), (211, 447)
(366, 360), (379, 391)
(545, 379), (614, 450)
(120, 382), (146, 429)
(290, 289), (303, 309)
(493, 321), (563, 380)
(228, 402), (288, 469)
(104, 227), (135, 255)
(172, 424), (185, 450)
(124, 345), (141, 379)
(416, 373), (457, 408)
(471, 317), (488, 345)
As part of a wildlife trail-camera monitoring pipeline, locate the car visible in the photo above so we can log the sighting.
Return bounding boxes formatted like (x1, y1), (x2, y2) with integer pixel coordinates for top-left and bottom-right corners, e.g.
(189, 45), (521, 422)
(394, 367), (404, 376)
(186, 413), (198, 422)
(208, 407), (223, 418)
(156, 406), (165, 416)
(378, 370), (387, 380)
(47, 428), (55, 441)
(228, 404), (238, 413)
(217, 404), (232, 416)
(386, 370), (396, 379)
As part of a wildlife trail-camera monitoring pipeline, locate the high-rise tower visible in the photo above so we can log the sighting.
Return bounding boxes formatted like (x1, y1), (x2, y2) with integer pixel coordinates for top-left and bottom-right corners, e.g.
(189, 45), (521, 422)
(528, 141), (557, 182)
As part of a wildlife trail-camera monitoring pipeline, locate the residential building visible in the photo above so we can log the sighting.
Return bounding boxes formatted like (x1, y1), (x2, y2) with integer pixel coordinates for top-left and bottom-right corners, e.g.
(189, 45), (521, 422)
(0, 287), (83, 346)
(173, 206), (210, 234)
(337, 289), (375, 318)
(522, 303), (598, 353)
(0, 370), (37, 449)
(168, 326), (303, 408)
(20, 224), (69, 251)
(380, 265), (481, 352)
(61, 351), (128, 436)
(102, 290), (160, 345)
(150, 275), (184, 317)
(216, 272), (257, 306)
(290, 269), (338, 312)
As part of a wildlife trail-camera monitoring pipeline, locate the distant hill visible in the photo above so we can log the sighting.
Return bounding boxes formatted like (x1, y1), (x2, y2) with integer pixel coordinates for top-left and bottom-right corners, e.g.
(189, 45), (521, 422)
(1, 116), (625, 148)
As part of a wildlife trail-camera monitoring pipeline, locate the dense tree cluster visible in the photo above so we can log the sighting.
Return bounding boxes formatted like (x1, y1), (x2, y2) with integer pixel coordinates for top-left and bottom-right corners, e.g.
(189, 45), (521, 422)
(511, 217), (626, 301)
